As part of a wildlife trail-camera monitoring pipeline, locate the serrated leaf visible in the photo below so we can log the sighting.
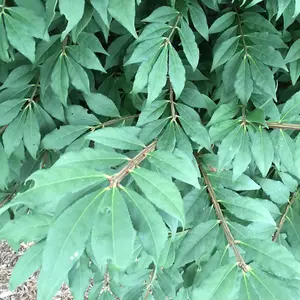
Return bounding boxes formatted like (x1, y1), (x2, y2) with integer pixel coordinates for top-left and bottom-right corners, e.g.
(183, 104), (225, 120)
(179, 20), (199, 70)
(87, 127), (145, 150)
(108, 0), (137, 38)
(212, 36), (239, 71)
(91, 188), (135, 269)
(250, 129), (274, 177)
(122, 188), (168, 260)
(59, 0), (84, 40)
(147, 45), (168, 103)
(38, 190), (102, 300)
(143, 6), (178, 23)
(189, 3), (208, 40)
(169, 44), (186, 99)
(42, 125), (88, 150)
(234, 57), (253, 105)
(23, 106), (41, 159)
(9, 241), (45, 291)
(131, 167), (185, 226)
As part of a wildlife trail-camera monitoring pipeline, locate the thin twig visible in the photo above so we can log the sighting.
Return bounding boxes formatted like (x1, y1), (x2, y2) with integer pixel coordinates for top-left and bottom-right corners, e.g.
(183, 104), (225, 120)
(62, 36), (68, 55)
(169, 80), (177, 122)
(108, 141), (157, 188)
(267, 122), (300, 131)
(0, 185), (18, 208)
(197, 160), (249, 272)
(144, 266), (156, 300)
(0, 125), (7, 135)
(272, 190), (299, 242)
(235, 9), (248, 55)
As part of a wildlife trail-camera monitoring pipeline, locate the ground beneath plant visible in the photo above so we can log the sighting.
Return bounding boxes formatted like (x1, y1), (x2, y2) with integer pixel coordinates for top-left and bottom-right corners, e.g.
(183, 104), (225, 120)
(0, 241), (77, 300)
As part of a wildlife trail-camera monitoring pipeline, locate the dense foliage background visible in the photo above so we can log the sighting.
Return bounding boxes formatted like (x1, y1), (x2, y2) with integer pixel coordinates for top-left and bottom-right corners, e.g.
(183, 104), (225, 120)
(1, 0), (300, 299)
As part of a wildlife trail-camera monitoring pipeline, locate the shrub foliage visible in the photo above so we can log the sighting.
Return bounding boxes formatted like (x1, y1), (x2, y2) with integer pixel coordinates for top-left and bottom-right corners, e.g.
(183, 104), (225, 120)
(1, 0), (300, 299)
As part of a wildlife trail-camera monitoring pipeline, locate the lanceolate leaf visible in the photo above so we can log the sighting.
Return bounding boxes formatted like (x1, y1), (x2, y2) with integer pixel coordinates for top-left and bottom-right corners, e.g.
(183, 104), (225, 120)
(0, 98), (26, 126)
(0, 143), (9, 189)
(189, 3), (209, 41)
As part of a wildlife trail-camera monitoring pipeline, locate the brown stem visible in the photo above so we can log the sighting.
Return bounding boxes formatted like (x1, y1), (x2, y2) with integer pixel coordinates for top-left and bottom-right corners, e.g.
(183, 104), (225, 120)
(198, 160), (249, 272)
(272, 190), (299, 242)
(0, 185), (18, 208)
(235, 9), (248, 55)
(267, 122), (300, 131)
(0, 125), (7, 135)
(166, 14), (181, 42)
(62, 36), (68, 55)
(169, 80), (177, 122)
(144, 266), (156, 300)
(108, 140), (157, 188)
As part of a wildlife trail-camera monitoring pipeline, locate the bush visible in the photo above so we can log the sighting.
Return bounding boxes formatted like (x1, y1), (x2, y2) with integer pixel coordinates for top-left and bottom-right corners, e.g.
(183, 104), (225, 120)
(1, 0), (300, 299)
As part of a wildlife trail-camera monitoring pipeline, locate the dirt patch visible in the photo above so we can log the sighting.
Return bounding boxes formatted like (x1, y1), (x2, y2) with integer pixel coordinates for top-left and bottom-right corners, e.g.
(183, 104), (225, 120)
(0, 241), (74, 300)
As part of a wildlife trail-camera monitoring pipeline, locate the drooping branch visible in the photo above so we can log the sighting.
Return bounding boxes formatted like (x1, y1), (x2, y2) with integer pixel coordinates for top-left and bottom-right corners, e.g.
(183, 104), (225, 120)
(108, 140), (157, 188)
(198, 160), (249, 272)
(272, 190), (299, 242)
(267, 122), (300, 131)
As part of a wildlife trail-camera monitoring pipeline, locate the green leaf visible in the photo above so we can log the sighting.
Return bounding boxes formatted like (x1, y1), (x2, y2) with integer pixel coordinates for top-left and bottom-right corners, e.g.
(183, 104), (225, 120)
(23, 106), (41, 159)
(148, 150), (200, 188)
(232, 131), (252, 181)
(91, 188), (135, 269)
(42, 125), (88, 150)
(137, 100), (167, 126)
(217, 125), (243, 171)
(289, 59), (300, 85)
(0, 99), (26, 126)
(234, 57), (253, 105)
(122, 188), (168, 261)
(50, 55), (69, 106)
(189, 3), (209, 41)
(138, 23), (170, 42)
(179, 20), (199, 70)
(139, 118), (168, 144)
(59, 0), (84, 40)
(38, 190), (102, 300)
(246, 32), (287, 49)
(4, 14), (35, 63)
(179, 87), (213, 109)
(90, 0), (109, 26)
(207, 103), (239, 127)
(0, 16), (10, 62)
(3, 111), (26, 157)
(65, 56), (90, 94)
(65, 105), (98, 126)
(9, 241), (44, 290)
(147, 45), (168, 103)
(174, 220), (219, 267)
(131, 167), (185, 226)
(259, 178), (290, 204)
(168, 44), (186, 99)
(209, 12), (236, 34)
(142, 6), (179, 23)
(285, 39), (300, 63)
(54, 148), (128, 169)
(108, 0), (137, 38)
(0, 143), (9, 189)
(212, 36), (239, 71)
(280, 91), (300, 121)
(87, 127), (145, 150)
(250, 129), (274, 177)
(240, 239), (300, 279)
(77, 32), (108, 55)
(67, 45), (106, 72)
(192, 264), (239, 300)
(84, 93), (120, 118)
(132, 59), (154, 95)
(157, 121), (176, 152)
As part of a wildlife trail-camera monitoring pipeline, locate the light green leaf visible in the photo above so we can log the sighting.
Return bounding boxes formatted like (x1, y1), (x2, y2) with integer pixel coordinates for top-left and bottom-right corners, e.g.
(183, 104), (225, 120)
(50, 55), (69, 106)
(218, 125), (243, 171)
(131, 167), (185, 226)
(139, 118), (168, 144)
(84, 93), (119, 118)
(0, 16), (10, 62)
(0, 99), (26, 126)
(142, 6), (179, 23)
(180, 87), (214, 110)
(77, 32), (108, 55)
(175, 220), (219, 267)
(240, 239), (300, 279)
(38, 190), (102, 300)
(87, 127), (145, 150)
(67, 45), (106, 72)
(91, 188), (135, 269)
(122, 188), (168, 261)
(9, 241), (44, 291)
(42, 125), (88, 150)
(192, 264), (239, 300)
(212, 36), (239, 71)
(207, 102), (239, 127)
(222, 52), (242, 91)
(157, 122), (176, 152)
(250, 129), (274, 177)
(59, 0), (84, 40)
(280, 91), (300, 121)
(189, 3), (209, 41)
(277, 130), (295, 172)
(179, 20), (199, 70)
(23, 106), (41, 159)
(108, 0), (137, 38)
(90, 0), (109, 26)
(138, 23), (170, 42)
(246, 32), (287, 49)
(4, 14), (35, 63)
(209, 12), (236, 34)
(233, 131), (252, 181)
(3, 112), (26, 157)
(289, 59), (300, 85)
(259, 178), (290, 204)
(137, 100), (167, 126)
(148, 150), (200, 188)
(169, 44), (186, 99)
(234, 57), (253, 105)
(65, 105), (98, 126)
(41, 88), (65, 122)
(0, 143), (9, 189)
(43, 0), (58, 37)
(285, 40), (300, 63)
(65, 56), (90, 94)
(132, 59), (154, 94)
